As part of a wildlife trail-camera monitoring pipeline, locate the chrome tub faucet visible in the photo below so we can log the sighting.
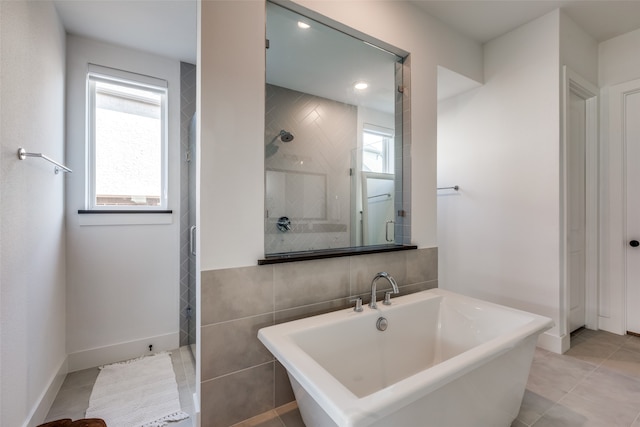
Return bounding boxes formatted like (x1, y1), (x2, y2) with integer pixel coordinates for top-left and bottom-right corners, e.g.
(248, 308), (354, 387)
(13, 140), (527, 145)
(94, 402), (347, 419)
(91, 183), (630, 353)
(369, 272), (399, 309)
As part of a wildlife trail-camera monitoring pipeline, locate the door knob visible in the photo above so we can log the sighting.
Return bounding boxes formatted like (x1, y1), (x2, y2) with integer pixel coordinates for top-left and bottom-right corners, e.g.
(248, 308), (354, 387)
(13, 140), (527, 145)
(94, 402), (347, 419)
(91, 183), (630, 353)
(631, 240), (640, 248)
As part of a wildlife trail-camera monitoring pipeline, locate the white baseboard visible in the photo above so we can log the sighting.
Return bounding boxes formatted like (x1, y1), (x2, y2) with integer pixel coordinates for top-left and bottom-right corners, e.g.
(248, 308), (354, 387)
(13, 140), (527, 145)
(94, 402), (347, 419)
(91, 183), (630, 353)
(67, 332), (179, 372)
(24, 357), (68, 427)
(537, 331), (569, 354)
(192, 392), (200, 427)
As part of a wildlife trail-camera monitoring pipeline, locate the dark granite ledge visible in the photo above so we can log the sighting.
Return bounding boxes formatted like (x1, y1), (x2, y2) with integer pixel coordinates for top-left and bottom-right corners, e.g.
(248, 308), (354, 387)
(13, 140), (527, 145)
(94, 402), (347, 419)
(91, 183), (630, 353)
(258, 244), (418, 265)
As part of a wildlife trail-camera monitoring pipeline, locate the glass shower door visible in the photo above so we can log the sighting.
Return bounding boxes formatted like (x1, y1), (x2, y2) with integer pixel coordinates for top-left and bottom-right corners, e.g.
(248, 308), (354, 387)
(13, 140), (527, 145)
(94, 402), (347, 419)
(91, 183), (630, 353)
(187, 115), (197, 354)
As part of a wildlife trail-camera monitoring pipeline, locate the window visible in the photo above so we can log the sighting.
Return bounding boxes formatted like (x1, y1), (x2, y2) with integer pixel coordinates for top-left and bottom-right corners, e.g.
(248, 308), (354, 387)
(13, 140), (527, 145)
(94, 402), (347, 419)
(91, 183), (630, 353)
(362, 125), (394, 174)
(86, 65), (168, 210)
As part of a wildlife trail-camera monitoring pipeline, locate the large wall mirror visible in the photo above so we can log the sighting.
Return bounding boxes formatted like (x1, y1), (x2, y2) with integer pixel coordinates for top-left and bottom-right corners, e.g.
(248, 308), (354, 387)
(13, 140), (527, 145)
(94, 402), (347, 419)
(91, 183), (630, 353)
(265, 1), (407, 256)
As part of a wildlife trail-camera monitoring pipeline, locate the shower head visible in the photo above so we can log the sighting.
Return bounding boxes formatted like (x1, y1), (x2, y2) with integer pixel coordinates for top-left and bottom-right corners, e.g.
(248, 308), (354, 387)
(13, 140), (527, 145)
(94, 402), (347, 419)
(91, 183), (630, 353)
(266, 129), (294, 158)
(279, 130), (294, 143)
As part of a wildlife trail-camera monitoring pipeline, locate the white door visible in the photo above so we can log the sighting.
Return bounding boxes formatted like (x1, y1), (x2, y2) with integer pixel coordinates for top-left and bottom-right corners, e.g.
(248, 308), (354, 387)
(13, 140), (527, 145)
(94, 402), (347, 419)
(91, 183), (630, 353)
(626, 86), (640, 334)
(568, 90), (587, 332)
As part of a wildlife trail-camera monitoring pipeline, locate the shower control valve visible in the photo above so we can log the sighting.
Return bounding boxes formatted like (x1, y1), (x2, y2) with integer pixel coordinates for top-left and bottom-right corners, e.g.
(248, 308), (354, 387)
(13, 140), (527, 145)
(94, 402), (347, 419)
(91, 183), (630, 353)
(276, 216), (292, 232)
(383, 291), (394, 305)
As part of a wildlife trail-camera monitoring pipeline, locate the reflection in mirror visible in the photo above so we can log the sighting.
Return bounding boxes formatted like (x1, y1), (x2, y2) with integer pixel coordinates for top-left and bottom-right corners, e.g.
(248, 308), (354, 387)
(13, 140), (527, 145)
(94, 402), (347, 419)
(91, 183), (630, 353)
(265, 1), (406, 256)
(266, 170), (327, 220)
(362, 172), (395, 246)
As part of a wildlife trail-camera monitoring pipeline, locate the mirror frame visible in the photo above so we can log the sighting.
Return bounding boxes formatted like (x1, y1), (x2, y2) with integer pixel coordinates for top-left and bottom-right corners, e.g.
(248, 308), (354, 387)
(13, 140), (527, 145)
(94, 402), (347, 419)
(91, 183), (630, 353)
(260, 1), (414, 264)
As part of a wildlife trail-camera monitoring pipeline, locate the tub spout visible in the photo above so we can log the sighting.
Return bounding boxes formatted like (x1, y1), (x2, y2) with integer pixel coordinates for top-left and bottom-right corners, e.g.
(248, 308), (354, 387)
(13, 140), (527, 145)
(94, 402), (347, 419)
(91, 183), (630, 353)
(369, 272), (399, 309)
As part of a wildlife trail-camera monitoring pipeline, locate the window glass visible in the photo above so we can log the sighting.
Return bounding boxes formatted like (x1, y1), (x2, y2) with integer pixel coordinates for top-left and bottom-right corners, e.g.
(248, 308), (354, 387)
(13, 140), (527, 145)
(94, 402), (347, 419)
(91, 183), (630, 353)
(87, 69), (167, 209)
(362, 129), (394, 174)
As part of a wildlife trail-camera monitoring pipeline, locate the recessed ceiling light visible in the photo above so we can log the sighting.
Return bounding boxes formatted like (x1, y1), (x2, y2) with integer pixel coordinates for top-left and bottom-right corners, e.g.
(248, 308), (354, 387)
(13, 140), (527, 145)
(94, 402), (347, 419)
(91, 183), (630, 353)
(354, 82), (368, 90)
(297, 21), (310, 29)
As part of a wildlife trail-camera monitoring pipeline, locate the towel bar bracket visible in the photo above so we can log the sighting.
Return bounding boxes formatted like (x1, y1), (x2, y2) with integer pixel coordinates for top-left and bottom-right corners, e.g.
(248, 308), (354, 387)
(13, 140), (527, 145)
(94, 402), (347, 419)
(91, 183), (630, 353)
(17, 147), (72, 174)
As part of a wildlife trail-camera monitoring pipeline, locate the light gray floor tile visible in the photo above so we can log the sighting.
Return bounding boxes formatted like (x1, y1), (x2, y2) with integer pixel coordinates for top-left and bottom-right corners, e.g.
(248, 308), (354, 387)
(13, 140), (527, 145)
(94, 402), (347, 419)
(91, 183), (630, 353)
(564, 337), (622, 365)
(230, 409), (284, 427)
(526, 351), (595, 401)
(44, 383), (93, 422)
(535, 392), (638, 427)
(515, 389), (555, 426)
(532, 402), (592, 427)
(601, 347), (640, 380)
(572, 366), (640, 408)
(59, 367), (99, 391)
(172, 419), (194, 427)
(522, 330), (640, 427)
(249, 419), (285, 427)
(623, 335), (640, 354)
(45, 346), (195, 424)
(275, 402), (306, 427)
(583, 329), (628, 345)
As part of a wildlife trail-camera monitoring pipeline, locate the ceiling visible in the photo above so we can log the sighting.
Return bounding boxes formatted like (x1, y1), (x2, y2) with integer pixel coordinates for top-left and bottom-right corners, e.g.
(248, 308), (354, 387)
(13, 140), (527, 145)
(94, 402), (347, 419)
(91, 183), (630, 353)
(411, 0), (640, 44)
(53, 0), (197, 64)
(52, 0), (640, 66)
(53, 0), (640, 105)
(266, 2), (400, 113)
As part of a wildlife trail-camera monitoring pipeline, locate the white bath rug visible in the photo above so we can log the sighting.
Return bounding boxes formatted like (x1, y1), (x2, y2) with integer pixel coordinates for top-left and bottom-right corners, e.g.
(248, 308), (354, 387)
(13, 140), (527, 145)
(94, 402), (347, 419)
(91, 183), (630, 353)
(85, 352), (189, 427)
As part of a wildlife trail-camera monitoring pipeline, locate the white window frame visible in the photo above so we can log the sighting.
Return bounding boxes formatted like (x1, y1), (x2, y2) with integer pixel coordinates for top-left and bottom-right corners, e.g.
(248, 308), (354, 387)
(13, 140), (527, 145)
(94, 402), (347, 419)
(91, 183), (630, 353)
(362, 124), (394, 174)
(86, 64), (169, 211)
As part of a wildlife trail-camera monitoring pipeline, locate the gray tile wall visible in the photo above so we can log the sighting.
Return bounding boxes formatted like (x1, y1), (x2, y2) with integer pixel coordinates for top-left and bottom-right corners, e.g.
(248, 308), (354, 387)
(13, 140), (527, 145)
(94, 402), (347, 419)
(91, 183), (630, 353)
(180, 62), (197, 346)
(199, 248), (438, 427)
(265, 84), (356, 254)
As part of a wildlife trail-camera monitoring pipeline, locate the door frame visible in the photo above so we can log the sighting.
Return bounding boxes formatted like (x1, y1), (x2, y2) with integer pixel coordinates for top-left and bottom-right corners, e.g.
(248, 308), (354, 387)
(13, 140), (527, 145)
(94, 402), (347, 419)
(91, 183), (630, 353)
(561, 67), (599, 346)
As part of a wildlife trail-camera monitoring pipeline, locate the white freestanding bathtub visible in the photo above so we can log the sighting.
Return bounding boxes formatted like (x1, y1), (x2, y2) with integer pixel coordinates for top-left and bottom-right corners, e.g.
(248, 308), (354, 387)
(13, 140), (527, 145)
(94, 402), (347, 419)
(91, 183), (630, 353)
(258, 288), (553, 427)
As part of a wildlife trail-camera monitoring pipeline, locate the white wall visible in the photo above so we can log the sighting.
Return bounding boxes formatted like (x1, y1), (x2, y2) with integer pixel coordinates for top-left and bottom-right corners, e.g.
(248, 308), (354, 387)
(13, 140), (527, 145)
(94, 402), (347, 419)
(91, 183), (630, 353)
(199, 0), (483, 270)
(599, 27), (640, 87)
(199, 1), (266, 270)
(438, 10), (564, 351)
(0, 2), (68, 426)
(598, 28), (640, 334)
(560, 12), (598, 86)
(65, 35), (181, 370)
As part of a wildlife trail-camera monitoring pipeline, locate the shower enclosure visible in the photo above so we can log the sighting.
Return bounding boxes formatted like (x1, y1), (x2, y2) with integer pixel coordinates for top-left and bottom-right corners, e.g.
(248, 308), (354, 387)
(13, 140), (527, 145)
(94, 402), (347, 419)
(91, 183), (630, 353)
(187, 115), (197, 353)
(180, 62), (197, 357)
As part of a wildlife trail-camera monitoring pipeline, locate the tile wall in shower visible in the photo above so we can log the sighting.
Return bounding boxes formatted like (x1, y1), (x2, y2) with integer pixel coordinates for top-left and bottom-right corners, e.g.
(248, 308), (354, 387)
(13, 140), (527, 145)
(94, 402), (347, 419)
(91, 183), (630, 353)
(265, 84), (356, 254)
(180, 61), (196, 346)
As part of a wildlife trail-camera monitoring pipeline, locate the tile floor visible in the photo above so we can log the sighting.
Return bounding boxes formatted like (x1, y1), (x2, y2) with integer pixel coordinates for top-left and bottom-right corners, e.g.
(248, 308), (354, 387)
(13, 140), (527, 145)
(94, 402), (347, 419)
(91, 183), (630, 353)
(45, 331), (640, 427)
(44, 346), (196, 427)
(514, 329), (640, 427)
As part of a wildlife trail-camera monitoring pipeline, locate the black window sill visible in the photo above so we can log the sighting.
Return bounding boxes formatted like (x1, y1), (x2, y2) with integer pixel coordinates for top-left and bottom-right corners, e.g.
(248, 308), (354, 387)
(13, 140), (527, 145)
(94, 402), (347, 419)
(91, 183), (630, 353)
(258, 244), (418, 265)
(78, 210), (173, 214)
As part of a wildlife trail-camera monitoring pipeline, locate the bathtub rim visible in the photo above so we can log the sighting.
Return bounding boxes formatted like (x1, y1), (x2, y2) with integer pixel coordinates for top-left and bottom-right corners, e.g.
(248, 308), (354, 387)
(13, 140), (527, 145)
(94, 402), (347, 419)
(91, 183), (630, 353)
(258, 288), (554, 427)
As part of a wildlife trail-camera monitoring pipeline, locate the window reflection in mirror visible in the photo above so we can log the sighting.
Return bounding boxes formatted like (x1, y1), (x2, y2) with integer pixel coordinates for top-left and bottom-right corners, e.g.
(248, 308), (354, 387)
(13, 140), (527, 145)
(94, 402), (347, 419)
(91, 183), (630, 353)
(265, 1), (406, 255)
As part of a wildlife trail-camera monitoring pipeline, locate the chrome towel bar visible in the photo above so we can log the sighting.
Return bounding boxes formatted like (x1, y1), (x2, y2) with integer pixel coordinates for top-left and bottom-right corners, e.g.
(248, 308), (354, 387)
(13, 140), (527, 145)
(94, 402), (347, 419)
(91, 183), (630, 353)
(437, 185), (459, 191)
(17, 147), (72, 174)
(368, 193), (391, 199)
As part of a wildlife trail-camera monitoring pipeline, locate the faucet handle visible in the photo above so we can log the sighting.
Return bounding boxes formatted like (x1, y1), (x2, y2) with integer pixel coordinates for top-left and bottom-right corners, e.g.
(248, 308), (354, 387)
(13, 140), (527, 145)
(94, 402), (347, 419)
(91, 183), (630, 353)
(383, 291), (393, 305)
(350, 297), (363, 312)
